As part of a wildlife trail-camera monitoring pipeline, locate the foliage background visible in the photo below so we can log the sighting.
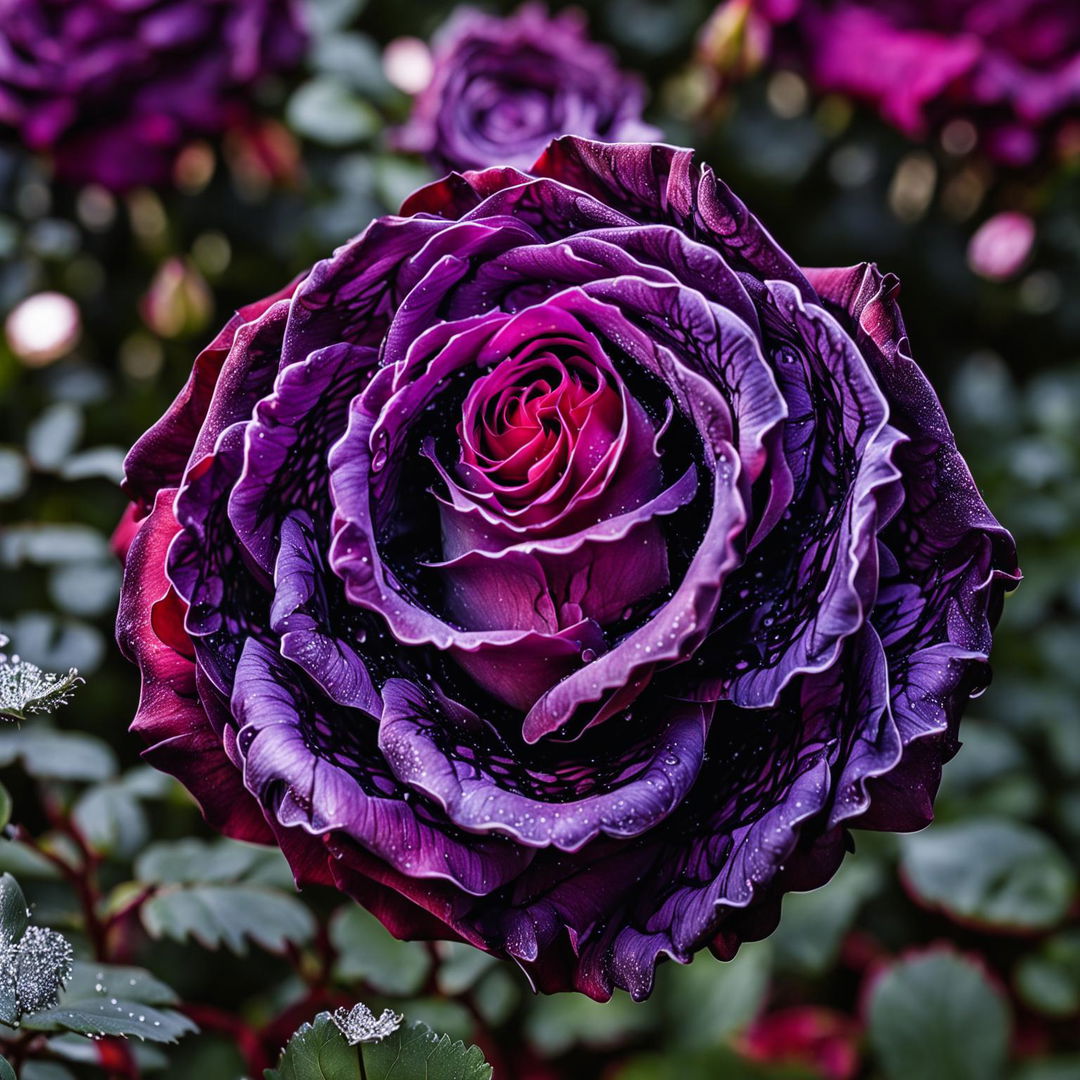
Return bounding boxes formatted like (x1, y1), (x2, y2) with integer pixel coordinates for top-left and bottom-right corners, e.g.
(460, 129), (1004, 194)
(1, 0), (1078, 1077)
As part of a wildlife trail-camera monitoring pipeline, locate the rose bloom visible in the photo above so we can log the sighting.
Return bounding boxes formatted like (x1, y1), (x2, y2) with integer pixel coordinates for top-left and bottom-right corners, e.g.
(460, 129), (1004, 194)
(706, 0), (1080, 165)
(116, 137), (1018, 1000)
(395, 4), (659, 173)
(0, 0), (306, 190)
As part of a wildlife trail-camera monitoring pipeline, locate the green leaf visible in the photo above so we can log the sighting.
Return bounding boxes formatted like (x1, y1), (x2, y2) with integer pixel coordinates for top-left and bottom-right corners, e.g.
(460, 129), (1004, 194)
(0, 781), (11, 832)
(265, 1013), (360, 1080)
(657, 942), (772, 1051)
(1012, 1058), (1080, 1080)
(433, 942), (494, 996)
(771, 859), (881, 975)
(306, 0), (367, 37)
(898, 816), (1075, 928)
(23, 962), (195, 1044)
(400, 1001), (471, 1044)
(364, 1022), (492, 1080)
(901, 819), (1077, 931)
(0, 728), (115, 781)
(614, 1048), (817, 1079)
(526, 990), (653, 1057)
(867, 949), (1011, 1080)
(72, 783), (148, 859)
(330, 905), (431, 996)
(0, 872), (29, 944)
(0, 1055), (14, 1080)
(286, 79), (380, 146)
(0, 840), (63, 880)
(135, 837), (274, 885)
(310, 33), (390, 97)
(21, 1064), (76, 1080)
(141, 883), (315, 954)
(1014, 931), (1080, 1017)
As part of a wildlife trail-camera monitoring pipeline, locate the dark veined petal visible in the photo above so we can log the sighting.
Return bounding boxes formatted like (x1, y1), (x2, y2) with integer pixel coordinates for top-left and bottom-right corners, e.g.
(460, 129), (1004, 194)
(379, 678), (710, 851)
(116, 487), (273, 844)
(231, 636), (532, 895)
(115, 138), (1018, 1003)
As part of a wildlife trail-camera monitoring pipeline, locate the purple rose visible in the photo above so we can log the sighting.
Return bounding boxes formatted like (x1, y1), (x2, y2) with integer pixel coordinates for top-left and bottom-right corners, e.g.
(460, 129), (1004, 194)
(706, 0), (1080, 165)
(0, 0), (306, 190)
(395, 4), (659, 173)
(115, 138), (1018, 1000)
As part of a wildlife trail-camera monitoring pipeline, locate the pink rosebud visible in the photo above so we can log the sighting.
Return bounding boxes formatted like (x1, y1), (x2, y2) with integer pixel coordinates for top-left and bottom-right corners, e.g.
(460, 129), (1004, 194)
(967, 211), (1036, 281)
(698, 0), (772, 83)
(140, 257), (213, 339)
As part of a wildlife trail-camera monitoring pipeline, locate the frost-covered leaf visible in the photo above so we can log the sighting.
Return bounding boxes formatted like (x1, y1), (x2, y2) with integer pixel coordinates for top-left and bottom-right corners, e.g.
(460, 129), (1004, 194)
(23, 962), (195, 1044)
(8, 925), (74, 1014)
(140, 884), (315, 954)
(0, 639), (84, 723)
(330, 1002), (402, 1045)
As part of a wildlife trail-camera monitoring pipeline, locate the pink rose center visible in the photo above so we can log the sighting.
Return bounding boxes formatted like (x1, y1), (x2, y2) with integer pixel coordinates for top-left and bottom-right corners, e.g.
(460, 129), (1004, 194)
(457, 344), (622, 514)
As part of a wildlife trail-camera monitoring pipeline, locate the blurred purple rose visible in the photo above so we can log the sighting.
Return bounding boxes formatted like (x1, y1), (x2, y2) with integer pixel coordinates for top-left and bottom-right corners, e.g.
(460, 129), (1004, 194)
(115, 137), (1018, 1000)
(395, 4), (659, 173)
(708, 0), (1080, 165)
(0, 0), (306, 190)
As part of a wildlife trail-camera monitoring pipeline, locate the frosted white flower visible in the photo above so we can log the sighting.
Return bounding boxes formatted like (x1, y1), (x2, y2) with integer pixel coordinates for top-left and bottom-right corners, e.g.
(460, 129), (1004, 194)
(11, 925), (74, 1013)
(0, 636), (83, 721)
(0, 924), (74, 1016)
(331, 1002), (403, 1045)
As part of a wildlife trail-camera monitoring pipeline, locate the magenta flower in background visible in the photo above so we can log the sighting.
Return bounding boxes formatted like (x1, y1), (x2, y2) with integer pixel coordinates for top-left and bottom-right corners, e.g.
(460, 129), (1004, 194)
(395, 4), (659, 173)
(0, 0), (307, 191)
(967, 211), (1036, 281)
(115, 137), (1017, 1000)
(708, 0), (1080, 165)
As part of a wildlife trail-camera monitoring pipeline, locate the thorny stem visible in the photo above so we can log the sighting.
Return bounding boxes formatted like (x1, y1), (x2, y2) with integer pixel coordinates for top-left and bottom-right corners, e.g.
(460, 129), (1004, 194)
(27, 783), (111, 961)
